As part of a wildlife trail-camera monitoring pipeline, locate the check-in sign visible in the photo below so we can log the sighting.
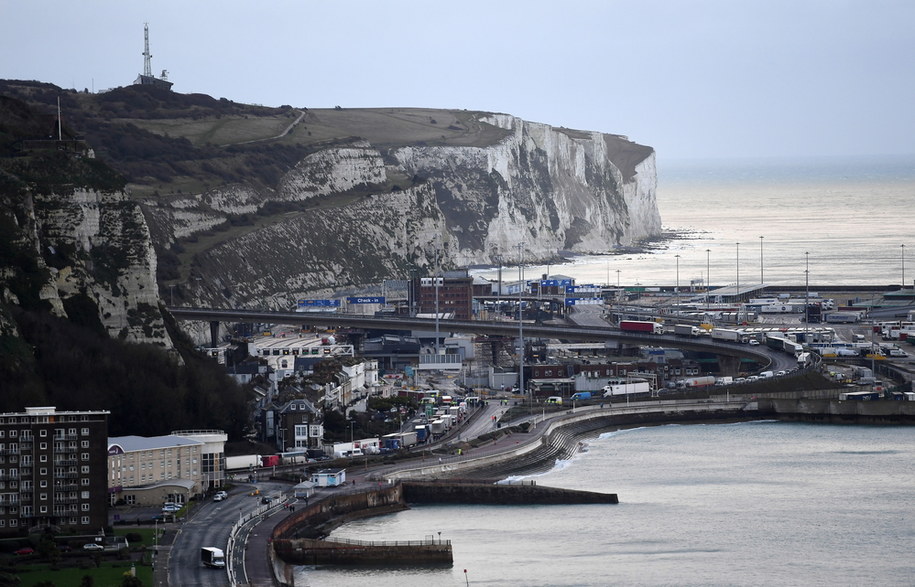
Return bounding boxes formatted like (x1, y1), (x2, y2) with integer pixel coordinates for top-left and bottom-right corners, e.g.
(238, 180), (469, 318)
(347, 296), (385, 304)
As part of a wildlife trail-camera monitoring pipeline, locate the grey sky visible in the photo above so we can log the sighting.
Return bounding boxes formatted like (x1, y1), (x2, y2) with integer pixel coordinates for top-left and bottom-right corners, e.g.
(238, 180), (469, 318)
(2, 0), (913, 161)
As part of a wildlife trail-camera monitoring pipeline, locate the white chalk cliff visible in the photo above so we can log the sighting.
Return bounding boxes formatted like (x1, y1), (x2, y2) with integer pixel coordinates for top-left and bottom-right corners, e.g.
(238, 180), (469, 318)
(144, 114), (661, 309)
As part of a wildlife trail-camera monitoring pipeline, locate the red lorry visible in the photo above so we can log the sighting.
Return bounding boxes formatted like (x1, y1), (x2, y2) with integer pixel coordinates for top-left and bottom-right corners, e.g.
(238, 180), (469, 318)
(619, 320), (664, 334)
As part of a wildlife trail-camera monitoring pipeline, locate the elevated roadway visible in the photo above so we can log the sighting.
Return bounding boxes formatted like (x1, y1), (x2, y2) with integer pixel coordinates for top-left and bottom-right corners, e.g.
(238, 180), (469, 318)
(169, 306), (785, 369)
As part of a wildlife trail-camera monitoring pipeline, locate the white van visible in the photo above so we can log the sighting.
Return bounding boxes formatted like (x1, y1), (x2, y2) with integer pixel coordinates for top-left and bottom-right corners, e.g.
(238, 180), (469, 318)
(546, 396), (563, 405)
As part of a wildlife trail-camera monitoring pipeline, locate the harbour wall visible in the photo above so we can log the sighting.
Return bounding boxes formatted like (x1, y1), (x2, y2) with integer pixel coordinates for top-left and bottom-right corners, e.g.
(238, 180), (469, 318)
(270, 480), (617, 574)
(757, 397), (915, 424)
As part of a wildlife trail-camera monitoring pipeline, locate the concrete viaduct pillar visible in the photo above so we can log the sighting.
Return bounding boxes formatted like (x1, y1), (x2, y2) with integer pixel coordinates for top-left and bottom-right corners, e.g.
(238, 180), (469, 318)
(209, 320), (220, 349)
(718, 355), (742, 376)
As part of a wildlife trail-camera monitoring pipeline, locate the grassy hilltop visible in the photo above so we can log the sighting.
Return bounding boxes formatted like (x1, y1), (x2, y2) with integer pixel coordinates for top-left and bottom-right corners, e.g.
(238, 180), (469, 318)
(0, 79), (511, 199)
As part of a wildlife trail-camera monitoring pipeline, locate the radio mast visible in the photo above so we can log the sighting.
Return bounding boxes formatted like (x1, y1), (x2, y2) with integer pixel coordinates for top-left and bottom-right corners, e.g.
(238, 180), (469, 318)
(142, 23), (153, 77)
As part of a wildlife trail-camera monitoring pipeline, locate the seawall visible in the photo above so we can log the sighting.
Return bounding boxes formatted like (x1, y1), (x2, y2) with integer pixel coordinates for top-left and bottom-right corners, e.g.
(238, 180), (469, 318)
(388, 401), (758, 481)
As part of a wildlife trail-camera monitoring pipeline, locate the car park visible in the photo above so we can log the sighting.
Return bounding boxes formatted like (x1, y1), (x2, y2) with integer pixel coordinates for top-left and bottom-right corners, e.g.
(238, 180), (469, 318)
(83, 543), (104, 551)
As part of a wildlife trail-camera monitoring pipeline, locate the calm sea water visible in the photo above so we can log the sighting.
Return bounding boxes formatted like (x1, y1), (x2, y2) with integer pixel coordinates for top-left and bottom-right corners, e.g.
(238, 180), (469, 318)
(474, 155), (915, 287)
(297, 422), (915, 586)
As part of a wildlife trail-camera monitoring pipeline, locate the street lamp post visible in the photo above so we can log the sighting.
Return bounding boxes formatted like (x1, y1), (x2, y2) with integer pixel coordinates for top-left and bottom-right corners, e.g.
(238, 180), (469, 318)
(706, 249), (711, 310)
(902, 244), (906, 288)
(517, 242), (525, 401)
(805, 252), (810, 335)
(735, 242), (740, 319)
(674, 254), (680, 313)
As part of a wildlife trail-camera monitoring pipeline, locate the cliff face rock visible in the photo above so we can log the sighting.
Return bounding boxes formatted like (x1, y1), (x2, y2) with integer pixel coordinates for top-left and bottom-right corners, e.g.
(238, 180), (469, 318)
(29, 187), (173, 346)
(38, 188), (172, 346)
(154, 114), (660, 310)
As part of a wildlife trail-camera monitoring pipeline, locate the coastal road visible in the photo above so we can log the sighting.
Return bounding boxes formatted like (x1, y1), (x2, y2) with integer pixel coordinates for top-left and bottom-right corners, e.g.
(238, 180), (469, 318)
(167, 481), (287, 587)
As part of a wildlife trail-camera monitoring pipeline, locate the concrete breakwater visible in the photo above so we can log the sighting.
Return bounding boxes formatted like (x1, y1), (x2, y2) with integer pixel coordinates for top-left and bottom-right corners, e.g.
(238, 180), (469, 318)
(270, 480), (617, 571)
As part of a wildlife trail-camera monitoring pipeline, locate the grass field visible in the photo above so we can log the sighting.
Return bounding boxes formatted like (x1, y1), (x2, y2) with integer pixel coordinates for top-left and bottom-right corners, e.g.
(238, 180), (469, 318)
(2, 527), (159, 587)
(15, 561), (153, 587)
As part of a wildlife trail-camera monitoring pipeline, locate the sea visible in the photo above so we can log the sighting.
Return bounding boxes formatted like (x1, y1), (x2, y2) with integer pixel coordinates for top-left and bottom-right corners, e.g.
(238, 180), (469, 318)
(472, 155), (915, 288)
(296, 422), (915, 586)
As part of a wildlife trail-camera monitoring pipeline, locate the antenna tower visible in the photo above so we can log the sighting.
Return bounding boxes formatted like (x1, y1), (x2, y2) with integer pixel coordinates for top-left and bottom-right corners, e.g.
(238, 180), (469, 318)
(142, 23), (152, 77)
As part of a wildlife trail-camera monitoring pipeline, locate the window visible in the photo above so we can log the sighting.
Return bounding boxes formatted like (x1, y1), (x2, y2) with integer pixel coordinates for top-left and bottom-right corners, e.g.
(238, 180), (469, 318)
(80, 466), (89, 474)
(39, 442), (47, 450)
(40, 430), (47, 437)
(81, 478), (89, 486)
(81, 428), (89, 436)
(81, 516), (89, 525)
(81, 441), (89, 449)
(39, 480), (47, 488)
(81, 453), (89, 461)
(81, 491), (89, 499)
(81, 503), (89, 511)
(10, 519), (17, 527)
(39, 455), (47, 463)
(39, 468), (47, 475)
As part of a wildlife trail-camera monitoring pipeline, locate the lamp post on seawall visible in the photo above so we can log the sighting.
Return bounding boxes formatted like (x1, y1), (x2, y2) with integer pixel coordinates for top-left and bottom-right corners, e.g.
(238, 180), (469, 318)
(759, 235), (764, 285)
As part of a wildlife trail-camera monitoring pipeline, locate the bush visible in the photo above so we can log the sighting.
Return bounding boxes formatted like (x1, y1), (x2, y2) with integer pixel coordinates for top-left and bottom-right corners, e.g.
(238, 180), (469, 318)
(124, 533), (142, 545)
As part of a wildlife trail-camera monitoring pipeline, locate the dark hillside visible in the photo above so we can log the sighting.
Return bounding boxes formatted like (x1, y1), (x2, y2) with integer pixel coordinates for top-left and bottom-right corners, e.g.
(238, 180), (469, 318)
(0, 96), (253, 438)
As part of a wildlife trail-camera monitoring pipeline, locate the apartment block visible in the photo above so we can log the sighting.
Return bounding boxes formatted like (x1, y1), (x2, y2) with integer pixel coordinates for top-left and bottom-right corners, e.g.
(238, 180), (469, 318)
(0, 407), (109, 537)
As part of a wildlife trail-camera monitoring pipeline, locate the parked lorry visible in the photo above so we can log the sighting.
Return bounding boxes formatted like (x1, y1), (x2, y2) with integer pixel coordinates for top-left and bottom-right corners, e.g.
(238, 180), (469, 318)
(201, 547), (225, 568)
(602, 380), (651, 397)
(620, 320), (664, 334)
(226, 454), (261, 470)
(674, 324), (701, 337)
(261, 455), (281, 467)
(711, 328), (748, 343)
(398, 431), (418, 447)
(677, 376), (716, 388)
(414, 425), (430, 443)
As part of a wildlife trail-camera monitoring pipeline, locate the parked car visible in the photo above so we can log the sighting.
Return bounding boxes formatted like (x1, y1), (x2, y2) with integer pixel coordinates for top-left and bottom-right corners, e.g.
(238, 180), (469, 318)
(14, 547), (35, 555)
(260, 496), (272, 504)
(214, 491), (228, 502)
(162, 504), (182, 512)
(83, 543), (105, 551)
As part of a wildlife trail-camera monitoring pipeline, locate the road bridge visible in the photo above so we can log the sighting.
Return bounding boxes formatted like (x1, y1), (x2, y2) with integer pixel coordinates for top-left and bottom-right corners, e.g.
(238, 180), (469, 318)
(168, 306), (784, 369)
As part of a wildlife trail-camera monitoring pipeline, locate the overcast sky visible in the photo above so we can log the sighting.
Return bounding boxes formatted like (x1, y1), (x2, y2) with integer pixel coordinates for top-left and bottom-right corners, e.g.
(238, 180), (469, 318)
(2, 0), (913, 161)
